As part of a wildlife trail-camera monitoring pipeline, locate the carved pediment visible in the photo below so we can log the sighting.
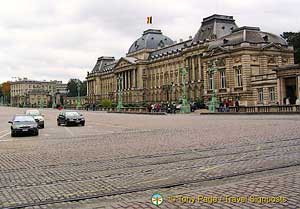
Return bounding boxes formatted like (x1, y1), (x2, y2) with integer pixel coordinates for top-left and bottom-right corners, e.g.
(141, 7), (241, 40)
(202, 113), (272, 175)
(262, 42), (283, 50)
(114, 57), (137, 70)
(208, 46), (230, 56)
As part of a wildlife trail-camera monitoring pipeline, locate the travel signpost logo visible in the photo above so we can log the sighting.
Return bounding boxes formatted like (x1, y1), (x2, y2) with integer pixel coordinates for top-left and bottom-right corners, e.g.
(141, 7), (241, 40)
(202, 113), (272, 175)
(151, 193), (163, 206)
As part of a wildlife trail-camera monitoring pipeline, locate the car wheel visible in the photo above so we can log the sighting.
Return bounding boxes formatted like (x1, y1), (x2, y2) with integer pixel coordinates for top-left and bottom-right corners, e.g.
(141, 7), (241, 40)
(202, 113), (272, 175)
(40, 124), (44, 129)
(34, 130), (39, 136)
(57, 121), (60, 126)
(81, 122), (85, 126)
(11, 131), (16, 137)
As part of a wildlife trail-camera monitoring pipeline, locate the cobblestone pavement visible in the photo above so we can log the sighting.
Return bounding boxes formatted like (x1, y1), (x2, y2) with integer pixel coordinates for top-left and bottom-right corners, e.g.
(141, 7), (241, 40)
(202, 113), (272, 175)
(0, 107), (299, 208)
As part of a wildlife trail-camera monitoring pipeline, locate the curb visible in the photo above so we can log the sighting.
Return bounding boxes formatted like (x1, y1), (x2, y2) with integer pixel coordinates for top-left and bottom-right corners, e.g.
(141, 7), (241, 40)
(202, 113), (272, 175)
(200, 112), (300, 115)
(107, 111), (167, 115)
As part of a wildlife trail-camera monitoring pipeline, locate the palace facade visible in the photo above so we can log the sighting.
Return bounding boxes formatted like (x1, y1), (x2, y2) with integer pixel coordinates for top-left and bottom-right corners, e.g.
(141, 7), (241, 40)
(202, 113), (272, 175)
(87, 14), (298, 106)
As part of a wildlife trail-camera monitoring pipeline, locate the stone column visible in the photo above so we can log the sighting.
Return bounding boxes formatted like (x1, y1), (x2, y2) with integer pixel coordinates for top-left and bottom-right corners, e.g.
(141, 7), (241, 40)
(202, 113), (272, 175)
(277, 78), (281, 104)
(122, 72), (125, 90)
(177, 63), (180, 85)
(198, 56), (202, 81)
(298, 76), (300, 99)
(128, 71), (130, 89)
(130, 70), (132, 89)
(132, 69), (136, 88)
(191, 57), (195, 82)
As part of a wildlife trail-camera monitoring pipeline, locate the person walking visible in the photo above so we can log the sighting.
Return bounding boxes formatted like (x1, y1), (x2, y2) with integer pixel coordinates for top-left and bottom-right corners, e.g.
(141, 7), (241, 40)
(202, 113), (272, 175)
(225, 99), (229, 112)
(235, 99), (240, 112)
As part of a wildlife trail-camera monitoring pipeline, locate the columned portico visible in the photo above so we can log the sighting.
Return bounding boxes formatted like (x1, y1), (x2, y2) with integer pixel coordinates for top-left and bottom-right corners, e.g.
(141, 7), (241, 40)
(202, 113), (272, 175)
(274, 64), (300, 105)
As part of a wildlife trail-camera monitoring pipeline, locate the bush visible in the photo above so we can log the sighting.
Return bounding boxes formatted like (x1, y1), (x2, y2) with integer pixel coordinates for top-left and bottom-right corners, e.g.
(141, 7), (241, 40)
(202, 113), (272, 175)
(101, 99), (112, 108)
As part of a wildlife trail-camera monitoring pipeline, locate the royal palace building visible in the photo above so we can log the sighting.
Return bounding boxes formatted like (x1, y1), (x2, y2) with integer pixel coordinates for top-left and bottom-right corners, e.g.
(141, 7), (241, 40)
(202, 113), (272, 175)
(86, 14), (298, 106)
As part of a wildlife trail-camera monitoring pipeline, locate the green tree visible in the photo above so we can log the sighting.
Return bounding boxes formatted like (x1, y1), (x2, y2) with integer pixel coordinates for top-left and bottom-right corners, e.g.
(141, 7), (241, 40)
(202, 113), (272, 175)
(281, 32), (300, 64)
(80, 80), (87, 96)
(67, 79), (80, 97)
(0, 84), (3, 97)
(67, 79), (87, 97)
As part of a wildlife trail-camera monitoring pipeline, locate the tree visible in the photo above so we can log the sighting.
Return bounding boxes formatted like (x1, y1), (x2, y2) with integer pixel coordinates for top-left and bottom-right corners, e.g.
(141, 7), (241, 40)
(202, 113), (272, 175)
(67, 79), (80, 97)
(0, 82), (11, 104)
(80, 80), (87, 96)
(2, 82), (11, 95)
(0, 84), (3, 97)
(67, 79), (87, 97)
(281, 32), (300, 64)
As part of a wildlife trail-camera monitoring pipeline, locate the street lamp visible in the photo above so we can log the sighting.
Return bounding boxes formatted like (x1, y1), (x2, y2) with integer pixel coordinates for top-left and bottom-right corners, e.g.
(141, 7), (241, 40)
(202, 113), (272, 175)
(116, 76), (123, 111)
(180, 67), (191, 113)
(40, 95), (44, 109)
(76, 80), (81, 110)
(208, 60), (218, 112)
(52, 91), (56, 109)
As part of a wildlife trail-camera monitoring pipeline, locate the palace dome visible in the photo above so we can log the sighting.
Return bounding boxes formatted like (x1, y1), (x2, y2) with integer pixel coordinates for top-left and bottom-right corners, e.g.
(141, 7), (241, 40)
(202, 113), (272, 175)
(128, 29), (174, 54)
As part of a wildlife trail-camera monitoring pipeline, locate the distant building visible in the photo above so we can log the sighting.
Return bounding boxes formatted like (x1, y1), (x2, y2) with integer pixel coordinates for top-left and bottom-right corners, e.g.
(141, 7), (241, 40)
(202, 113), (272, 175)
(10, 78), (67, 107)
(87, 14), (297, 106)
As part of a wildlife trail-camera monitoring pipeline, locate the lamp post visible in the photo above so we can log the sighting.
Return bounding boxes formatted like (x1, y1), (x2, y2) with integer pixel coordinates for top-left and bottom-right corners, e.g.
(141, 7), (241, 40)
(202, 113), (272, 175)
(52, 91), (56, 108)
(208, 60), (218, 112)
(180, 67), (191, 113)
(40, 95), (44, 109)
(117, 76), (123, 111)
(76, 80), (81, 110)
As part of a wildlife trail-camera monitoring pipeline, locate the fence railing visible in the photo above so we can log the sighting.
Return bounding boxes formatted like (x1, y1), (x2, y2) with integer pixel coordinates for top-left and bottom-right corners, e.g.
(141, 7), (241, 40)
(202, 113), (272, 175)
(217, 105), (300, 113)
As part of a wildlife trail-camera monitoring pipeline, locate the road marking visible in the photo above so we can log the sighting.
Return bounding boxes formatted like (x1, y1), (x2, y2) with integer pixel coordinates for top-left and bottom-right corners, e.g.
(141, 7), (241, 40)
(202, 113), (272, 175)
(137, 177), (169, 184)
(0, 130), (9, 134)
(64, 127), (74, 137)
(0, 131), (10, 139)
(94, 122), (128, 128)
(200, 165), (220, 172)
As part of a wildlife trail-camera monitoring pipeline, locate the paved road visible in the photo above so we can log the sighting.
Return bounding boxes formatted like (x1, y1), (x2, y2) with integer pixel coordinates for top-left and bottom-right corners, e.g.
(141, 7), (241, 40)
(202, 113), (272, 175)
(0, 107), (299, 208)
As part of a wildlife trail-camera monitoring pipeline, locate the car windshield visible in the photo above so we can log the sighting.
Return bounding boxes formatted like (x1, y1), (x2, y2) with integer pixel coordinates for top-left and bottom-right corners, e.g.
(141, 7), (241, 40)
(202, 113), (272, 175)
(26, 110), (40, 116)
(65, 112), (80, 117)
(14, 116), (35, 122)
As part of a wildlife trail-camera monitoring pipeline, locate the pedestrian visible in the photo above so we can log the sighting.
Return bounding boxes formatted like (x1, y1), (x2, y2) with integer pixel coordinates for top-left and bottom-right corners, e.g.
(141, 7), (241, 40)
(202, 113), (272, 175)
(286, 97), (290, 105)
(147, 104), (152, 112)
(296, 98), (300, 106)
(219, 102), (224, 112)
(156, 103), (161, 112)
(225, 99), (229, 112)
(235, 99), (240, 112)
(151, 104), (154, 112)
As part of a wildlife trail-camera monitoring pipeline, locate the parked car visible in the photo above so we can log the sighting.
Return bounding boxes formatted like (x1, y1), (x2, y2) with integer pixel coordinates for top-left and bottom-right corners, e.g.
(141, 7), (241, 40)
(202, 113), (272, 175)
(9, 115), (39, 137)
(57, 111), (85, 126)
(25, 109), (45, 128)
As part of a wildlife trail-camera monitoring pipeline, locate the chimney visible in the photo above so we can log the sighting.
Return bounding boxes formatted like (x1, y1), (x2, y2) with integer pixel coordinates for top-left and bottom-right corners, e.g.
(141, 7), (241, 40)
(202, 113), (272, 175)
(179, 38), (183, 43)
(189, 36), (192, 40)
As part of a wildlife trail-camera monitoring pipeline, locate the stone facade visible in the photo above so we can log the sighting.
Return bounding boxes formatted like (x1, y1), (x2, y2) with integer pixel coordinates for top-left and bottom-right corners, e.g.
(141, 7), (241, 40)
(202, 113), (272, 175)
(87, 14), (295, 106)
(10, 79), (67, 107)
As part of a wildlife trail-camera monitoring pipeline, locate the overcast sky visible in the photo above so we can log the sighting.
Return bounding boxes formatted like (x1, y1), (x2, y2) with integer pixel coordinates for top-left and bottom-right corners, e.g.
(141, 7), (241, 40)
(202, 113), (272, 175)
(0, 0), (299, 83)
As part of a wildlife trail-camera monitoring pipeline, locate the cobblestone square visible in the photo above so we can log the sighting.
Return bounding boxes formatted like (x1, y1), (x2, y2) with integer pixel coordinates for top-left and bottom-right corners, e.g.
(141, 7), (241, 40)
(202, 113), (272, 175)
(0, 107), (299, 208)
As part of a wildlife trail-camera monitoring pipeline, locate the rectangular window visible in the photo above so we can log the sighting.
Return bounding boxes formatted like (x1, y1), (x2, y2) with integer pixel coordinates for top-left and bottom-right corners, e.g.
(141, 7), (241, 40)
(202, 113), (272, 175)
(236, 68), (243, 87)
(269, 87), (275, 102)
(258, 88), (264, 103)
(220, 71), (226, 89)
(209, 73), (213, 90)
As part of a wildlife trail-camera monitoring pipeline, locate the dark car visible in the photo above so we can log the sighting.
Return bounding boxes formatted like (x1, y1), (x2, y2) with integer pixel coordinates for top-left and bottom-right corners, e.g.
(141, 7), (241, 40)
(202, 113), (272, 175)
(9, 115), (39, 137)
(57, 111), (85, 126)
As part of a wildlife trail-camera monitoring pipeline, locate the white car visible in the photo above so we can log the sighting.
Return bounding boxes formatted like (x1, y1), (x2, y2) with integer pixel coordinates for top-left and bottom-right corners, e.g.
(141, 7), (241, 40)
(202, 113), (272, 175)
(25, 109), (45, 128)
